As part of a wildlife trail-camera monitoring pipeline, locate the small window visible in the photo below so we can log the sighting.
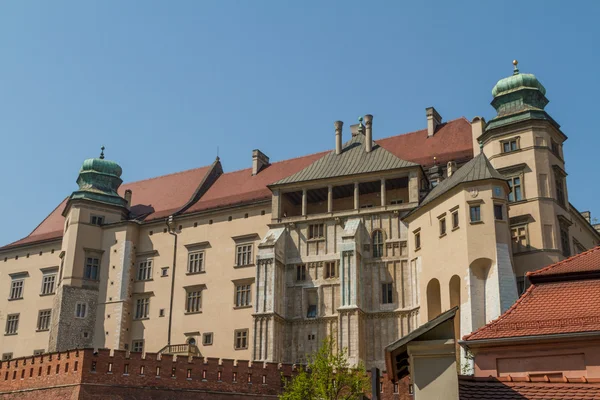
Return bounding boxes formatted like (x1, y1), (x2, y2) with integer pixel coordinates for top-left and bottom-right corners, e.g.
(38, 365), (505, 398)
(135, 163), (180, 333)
(324, 261), (337, 279)
(203, 332), (213, 346)
(470, 205), (481, 223)
(5, 314), (19, 335)
(560, 227), (571, 258)
(390, 199), (403, 205)
(37, 310), (51, 331)
(307, 334), (315, 341)
(296, 265), (306, 281)
(551, 140), (560, 157)
(306, 290), (318, 318)
(186, 290), (202, 313)
(372, 230), (384, 257)
(235, 284), (251, 307)
(2, 353), (13, 361)
(159, 309), (165, 317)
(137, 260), (152, 281)
(234, 329), (248, 350)
(508, 176), (523, 202)
(134, 298), (150, 319)
(9, 279), (24, 300)
(556, 177), (566, 207)
(308, 224), (324, 239)
(33, 349), (45, 356)
(90, 215), (105, 226)
(452, 211), (459, 229)
(75, 302), (87, 319)
(161, 267), (169, 277)
(502, 139), (518, 153)
(236, 244), (253, 266)
(84, 256), (100, 280)
(511, 226), (529, 253)
(188, 251), (205, 273)
(381, 283), (393, 304)
(360, 204), (374, 209)
(439, 218), (446, 236)
(414, 232), (421, 250)
(306, 305), (317, 318)
(41, 273), (56, 295)
(494, 204), (504, 220)
(131, 340), (144, 353)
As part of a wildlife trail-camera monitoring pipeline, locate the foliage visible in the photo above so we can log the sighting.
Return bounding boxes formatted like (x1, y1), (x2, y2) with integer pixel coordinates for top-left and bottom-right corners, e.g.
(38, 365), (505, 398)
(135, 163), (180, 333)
(280, 336), (370, 400)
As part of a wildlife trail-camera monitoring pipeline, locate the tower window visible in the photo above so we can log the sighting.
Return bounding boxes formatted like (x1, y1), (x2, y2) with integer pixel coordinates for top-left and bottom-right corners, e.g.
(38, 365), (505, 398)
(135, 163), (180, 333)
(508, 176), (523, 202)
(452, 210), (459, 229)
(560, 227), (571, 258)
(502, 139), (519, 153)
(131, 340), (144, 353)
(511, 225), (529, 253)
(84, 256), (100, 280)
(470, 205), (481, 223)
(90, 215), (105, 226)
(494, 204), (504, 220)
(381, 283), (394, 304)
(75, 302), (87, 319)
(372, 230), (384, 257)
(556, 177), (566, 207)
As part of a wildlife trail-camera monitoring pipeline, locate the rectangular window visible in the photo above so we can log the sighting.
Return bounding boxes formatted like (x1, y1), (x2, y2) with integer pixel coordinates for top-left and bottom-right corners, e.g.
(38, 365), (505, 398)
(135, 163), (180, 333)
(511, 226), (529, 253)
(516, 276), (529, 296)
(131, 340), (144, 353)
(508, 176), (523, 202)
(135, 298), (150, 319)
(381, 283), (393, 304)
(84, 257), (100, 280)
(324, 261), (337, 279)
(41, 274), (56, 295)
(234, 329), (248, 350)
(37, 310), (51, 331)
(439, 218), (446, 236)
(161, 267), (169, 277)
(2, 353), (12, 361)
(306, 290), (317, 318)
(186, 290), (202, 313)
(452, 211), (459, 229)
(9, 279), (24, 300)
(75, 302), (87, 318)
(90, 215), (105, 226)
(390, 199), (403, 205)
(502, 139), (518, 153)
(5, 314), (19, 335)
(235, 245), (252, 266)
(203, 332), (213, 346)
(560, 227), (571, 258)
(470, 205), (481, 222)
(556, 177), (566, 207)
(494, 204), (504, 220)
(235, 284), (251, 307)
(551, 140), (560, 157)
(137, 260), (152, 281)
(188, 251), (205, 273)
(308, 224), (324, 239)
(414, 232), (421, 249)
(296, 265), (306, 281)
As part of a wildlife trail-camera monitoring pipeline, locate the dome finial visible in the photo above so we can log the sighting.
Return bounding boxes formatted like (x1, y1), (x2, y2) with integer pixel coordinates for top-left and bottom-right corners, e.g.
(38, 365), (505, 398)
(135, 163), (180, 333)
(357, 116), (365, 134)
(100, 146), (105, 160)
(512, 59), (519, 75)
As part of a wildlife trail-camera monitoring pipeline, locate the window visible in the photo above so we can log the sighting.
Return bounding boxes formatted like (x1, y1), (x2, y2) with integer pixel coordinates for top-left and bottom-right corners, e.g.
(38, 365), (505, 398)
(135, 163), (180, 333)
(307, 334), (315, 341)
(560, 227), (571, 258)
(381, 283), (393, 304)
(234, 329), (248, 350)
(439, 218), (446, 236)
(551, 140), (560, 157)
(33, 349), (44, 356)
(360, 204), (374, 209)
(161, 267), (169, 277)
(137, 260), (152, 281)
(9, 279), (24, 300)
(131, 340), (144, 353)
(235, 245), (252, 266)
(188, 251), (204, 273)
(452, 210), (459, 229)
(372, 230), (384, 257)
(37, 310), (51, 331)
(508, 176), (523, 202)
(556, 177), (566, 207)
(186, 290), (202, 313)
(511, 226), (529, 253)
(470, 205), (481, 223)
(414, 231), (421, 250)
(159, 309), (165, 317)
(235, 284), (251, 307)
(135, 297), (150, 319)
(296, 265), (306, 281)
(84, 256), (100, 280)
(324, 261), (337, 279)
(90, 215), (105, 226)
(41, 273), (56, 295)
(2, 353), (12, 361)
(494, 204), (504, 220)
(5, 314), (19, 335)
(516, 276), (529, 296)
(502, 139), (518, 153)
(75, 302), (87, 318)
(306, 290), (318, 318)
(203, 332), (213, 346)
(390, 199), (403, 205)
(308, 224), (324, 239)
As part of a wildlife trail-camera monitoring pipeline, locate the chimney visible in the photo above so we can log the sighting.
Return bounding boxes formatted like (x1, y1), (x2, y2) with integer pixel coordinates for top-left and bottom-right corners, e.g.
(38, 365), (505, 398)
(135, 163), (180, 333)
(447, 161), (457, 177)
(124, 189), (132, 209)
(350, 124), (359, 137)
(364, 114), (373, 152)
(252, 149), (270, 176)
(471, 116), (487, 154)
(426, 107), (443, 137)
(334, 121), (343, 155)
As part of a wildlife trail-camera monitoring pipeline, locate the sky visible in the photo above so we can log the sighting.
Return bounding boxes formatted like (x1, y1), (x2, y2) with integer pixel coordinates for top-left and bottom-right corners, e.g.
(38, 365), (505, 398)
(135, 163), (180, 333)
(1, 1), (599, 246)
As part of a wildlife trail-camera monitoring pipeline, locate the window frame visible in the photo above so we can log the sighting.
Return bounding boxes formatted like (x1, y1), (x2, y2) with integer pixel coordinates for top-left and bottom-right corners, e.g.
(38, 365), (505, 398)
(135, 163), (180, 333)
(234, 283), (252, 308)
(452, 210), (459, 230)
(494, 204), (504, 221)
(469, 205), (482, 223)
(84, 255), (100, 281)
(188, 251), (205, 274)
(308, 223), (325, 240)
(507, 175), (524, 202)
(560, 226), (571, 258)
(134, 297), (150, 320)
(75, 302), (88, 319)
(439, 217), (447, 237)
(296, 264), (307, 281)
(555, 176), (566, 208)
(234, 329), (249, 350)
(381, 282), (394, 305)
(185, 288), (203, 314)
(323, 261), (338, 279)
(137, 259), (153, 281)
(235, 244), (253, 267)
(510, 224), (530, 253)
(5, 314), (19, 335)
(90, 215), (105, 226)
(40, 272), (57, 295)
(372, 230), (384, 258)
(202, 332), (213, 346)
(9, 279), (24, 300)
(131, 340), (144, 353)
(37, 309), (52, 332)
(501, 137), (520, 154)
(414, 229), (421, 250)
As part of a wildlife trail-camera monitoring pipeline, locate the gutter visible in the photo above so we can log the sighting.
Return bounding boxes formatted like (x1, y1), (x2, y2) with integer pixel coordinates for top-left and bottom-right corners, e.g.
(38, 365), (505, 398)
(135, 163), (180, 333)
(166, 216), (178, 346)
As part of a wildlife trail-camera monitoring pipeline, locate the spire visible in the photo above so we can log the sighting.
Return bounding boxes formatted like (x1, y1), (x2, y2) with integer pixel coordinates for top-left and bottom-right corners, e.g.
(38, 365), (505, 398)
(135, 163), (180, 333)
(100, 146), (105, 160)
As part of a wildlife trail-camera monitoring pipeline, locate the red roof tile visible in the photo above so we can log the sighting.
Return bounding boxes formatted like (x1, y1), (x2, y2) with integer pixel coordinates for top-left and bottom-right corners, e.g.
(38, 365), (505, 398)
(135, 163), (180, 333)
(528, 246), (600, 279)
(459, 376), (600, 399)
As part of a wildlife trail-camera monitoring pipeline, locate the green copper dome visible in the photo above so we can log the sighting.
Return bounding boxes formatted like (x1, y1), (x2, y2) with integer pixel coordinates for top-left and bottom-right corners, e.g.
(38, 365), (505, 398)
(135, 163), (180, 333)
(492, 71), (546, 97)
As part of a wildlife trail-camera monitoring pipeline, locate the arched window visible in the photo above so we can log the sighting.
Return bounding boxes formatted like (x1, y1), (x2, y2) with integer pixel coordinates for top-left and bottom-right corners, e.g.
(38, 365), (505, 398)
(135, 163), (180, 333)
(372, 230), (384, 258)
(427, 279), (441, 321)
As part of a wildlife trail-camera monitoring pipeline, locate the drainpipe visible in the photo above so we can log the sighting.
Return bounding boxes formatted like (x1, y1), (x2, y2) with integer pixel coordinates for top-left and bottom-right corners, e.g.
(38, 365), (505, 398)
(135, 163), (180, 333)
(166, 215), (177, 346)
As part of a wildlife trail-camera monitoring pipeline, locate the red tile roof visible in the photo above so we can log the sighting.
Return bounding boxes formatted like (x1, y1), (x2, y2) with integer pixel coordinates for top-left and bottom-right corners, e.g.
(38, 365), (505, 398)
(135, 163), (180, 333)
(459, 375), (600, 399)
(1, 118), (473, 250)
(464, 246), (600, 341)
(528, 246), (600, 280)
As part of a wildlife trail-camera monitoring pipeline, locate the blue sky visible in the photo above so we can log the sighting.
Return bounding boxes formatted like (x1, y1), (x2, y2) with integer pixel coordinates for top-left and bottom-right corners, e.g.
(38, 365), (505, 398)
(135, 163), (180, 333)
(1, 1), (599, 245)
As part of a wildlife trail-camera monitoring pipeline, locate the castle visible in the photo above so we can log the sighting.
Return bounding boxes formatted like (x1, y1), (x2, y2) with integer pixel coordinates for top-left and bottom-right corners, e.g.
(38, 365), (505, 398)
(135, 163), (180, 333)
(1, 61), (598, 371)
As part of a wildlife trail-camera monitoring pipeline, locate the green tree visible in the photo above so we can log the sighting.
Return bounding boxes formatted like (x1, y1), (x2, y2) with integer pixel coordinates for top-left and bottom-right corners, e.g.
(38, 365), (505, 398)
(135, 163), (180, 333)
(280, 336), (370, 400)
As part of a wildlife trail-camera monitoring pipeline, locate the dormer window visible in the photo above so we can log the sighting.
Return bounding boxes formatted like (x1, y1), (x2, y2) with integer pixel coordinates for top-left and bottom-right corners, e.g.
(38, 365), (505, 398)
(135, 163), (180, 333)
(90, 215), (105, 226)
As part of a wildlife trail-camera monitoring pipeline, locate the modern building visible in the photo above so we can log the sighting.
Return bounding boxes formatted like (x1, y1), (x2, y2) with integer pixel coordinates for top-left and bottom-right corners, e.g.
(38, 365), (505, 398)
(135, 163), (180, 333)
(1, 61), (598, 372)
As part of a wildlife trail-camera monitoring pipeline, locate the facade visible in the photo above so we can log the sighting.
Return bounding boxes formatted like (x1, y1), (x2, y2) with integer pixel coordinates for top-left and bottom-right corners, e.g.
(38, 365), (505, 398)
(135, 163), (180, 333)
(0, 62), (599, 373)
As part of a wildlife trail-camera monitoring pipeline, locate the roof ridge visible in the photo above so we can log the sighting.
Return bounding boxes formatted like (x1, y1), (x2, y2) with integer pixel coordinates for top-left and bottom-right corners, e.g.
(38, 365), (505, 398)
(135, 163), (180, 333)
(218, 149), (330, 176)
(121, 164), (212, 187)
(28, 197), (68, 236)
(377, 116), (470, 142)
(528, 245), (600, 277)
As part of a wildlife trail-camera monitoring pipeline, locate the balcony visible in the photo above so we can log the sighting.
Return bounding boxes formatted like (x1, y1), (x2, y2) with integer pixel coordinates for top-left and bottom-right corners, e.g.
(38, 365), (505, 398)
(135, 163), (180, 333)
(158, 343), (201, 357)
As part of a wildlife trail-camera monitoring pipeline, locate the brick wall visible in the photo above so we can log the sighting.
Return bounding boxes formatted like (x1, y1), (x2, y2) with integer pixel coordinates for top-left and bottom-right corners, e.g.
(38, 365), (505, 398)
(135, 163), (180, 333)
(0, 348), (411, 400)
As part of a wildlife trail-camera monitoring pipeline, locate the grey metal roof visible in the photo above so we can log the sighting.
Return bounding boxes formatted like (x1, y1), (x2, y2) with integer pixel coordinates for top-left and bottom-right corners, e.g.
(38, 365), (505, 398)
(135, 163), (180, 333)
(272, 133), (418, 185)
(419, 152), (506, 208)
